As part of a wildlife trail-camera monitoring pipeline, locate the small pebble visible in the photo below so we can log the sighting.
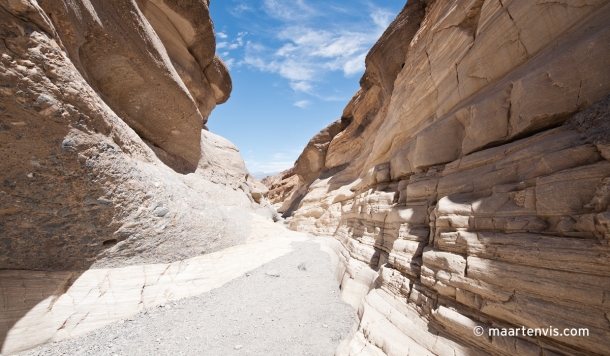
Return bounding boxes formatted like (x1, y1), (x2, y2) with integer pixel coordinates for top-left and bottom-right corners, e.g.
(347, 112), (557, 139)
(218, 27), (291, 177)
(265, 270), (280, 277)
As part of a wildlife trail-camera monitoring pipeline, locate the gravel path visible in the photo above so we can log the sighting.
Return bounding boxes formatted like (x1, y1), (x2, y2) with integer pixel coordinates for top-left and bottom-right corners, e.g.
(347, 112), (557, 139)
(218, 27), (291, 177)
(19, 238), (356, 356)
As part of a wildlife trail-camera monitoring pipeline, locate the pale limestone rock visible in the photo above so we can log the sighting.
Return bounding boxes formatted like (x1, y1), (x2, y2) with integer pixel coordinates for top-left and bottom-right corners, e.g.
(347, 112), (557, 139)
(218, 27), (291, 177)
(280, 1), (610, 355)
(0, 216), (307, 355)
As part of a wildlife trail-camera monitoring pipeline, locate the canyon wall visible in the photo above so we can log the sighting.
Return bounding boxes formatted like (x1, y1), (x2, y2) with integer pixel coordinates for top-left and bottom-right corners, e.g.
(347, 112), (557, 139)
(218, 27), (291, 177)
(262, 168), (303, 215)
(0, 0), (276, 353)
(0, 0), (279, 271)
(284, 0), (610, 355)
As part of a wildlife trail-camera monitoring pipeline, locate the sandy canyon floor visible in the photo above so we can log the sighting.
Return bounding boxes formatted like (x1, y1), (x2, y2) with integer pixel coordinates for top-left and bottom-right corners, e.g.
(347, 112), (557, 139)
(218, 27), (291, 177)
(16, 231), (356, 356)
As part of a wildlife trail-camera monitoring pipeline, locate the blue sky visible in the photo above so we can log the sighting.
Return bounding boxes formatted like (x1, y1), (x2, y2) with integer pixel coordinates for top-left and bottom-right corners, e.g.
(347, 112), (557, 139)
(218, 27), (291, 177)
(207, 0), (404, 174)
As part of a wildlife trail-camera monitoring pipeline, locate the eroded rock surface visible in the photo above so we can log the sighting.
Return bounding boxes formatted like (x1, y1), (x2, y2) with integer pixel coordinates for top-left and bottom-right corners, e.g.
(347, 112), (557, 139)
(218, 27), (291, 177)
(261, 168), (303, 217)
(282, 1), (610, 355)
(0, 0), (268, 272)
(0, 216), (304, 355)
(0, 1), (275, 352)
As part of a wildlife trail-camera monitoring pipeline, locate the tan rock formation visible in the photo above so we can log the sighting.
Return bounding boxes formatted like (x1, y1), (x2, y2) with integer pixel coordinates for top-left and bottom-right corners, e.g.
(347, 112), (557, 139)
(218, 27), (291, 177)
(261, 168), (303, 216)
(247, 175), (269, 205)
(283, 1), (610, 355)
(294, 117), (352, 185)
(0, 0), (268, 272)
(261, 168), (300, 204)
(261, 169), (290, 189)
(0, 215), (306, 355)
(0, 0), (275, 351)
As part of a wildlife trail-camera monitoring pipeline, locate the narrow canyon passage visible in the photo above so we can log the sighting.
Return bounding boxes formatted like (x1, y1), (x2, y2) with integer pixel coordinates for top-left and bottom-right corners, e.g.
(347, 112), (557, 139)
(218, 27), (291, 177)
(17, 234), (356, 356)
(1, 0), (610, 355)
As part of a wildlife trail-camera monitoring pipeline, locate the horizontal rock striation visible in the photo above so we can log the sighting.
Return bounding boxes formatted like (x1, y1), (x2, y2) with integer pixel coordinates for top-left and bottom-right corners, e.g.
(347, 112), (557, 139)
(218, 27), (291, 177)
(261, 168), (304, 217)
(284, 1), (610, 355)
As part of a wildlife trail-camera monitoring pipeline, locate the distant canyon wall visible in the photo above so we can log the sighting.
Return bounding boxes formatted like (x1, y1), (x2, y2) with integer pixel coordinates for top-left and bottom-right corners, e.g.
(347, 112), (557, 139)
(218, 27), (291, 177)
(279, 0), (610, 355)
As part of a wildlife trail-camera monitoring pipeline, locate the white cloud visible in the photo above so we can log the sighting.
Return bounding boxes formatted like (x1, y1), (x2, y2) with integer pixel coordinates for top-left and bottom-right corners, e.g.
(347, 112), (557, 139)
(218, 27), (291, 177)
(231, 2), (398, 97)
(262, 0), (316, 21)
(278, 60), (315, 81)
(290, 81), (313, 93)
(244, 42), (316, 90)
(236, 32), (247, 46)
(216, 32), (248, 57)
(243, 23), (385, 93)
(371, 9), (394, 29)
(244, 150), (304, 172)
(311, 33), (369, 58)
(294, 100), (310, 108)
(343, 52), (367, 76)
(231, 4), (252, 15)
(224, 58), (235, 68)
(246, 41), (265, 52)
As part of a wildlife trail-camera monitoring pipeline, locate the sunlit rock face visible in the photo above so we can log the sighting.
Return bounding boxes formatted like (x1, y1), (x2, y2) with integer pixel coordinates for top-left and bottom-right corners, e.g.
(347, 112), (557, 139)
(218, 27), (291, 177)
(284, 0), (610, 355)
(262, 169), (299, 205)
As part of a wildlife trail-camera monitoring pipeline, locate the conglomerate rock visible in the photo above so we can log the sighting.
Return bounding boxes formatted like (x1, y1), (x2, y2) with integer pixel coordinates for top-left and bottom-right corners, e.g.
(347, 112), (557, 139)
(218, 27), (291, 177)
(282, 1), (610, 355)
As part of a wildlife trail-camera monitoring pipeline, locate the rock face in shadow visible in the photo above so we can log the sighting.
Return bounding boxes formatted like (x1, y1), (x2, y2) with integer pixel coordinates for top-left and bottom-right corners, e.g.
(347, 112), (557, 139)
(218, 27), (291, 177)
(282, 1), (610, 355)
(0, 0), (276, 353)
(0, 0), (273, 274)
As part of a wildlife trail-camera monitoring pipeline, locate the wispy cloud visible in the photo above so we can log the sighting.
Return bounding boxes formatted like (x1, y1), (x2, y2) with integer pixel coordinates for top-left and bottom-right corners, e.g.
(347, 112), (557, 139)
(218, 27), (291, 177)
(217, 32), (248, 70)
(290, 81), (313, 93)
(237, 5), (392, 95)
(262, 0), (317, 21)
(229, 3), (252, 16)
(224, 58), (235, 68)
(245, 151), (300, 172)
(212, 1), (401, 176)
(218, 32), (247, 50)
(342, 52), (368, 76)
(371, 9), (394, 29)
(294, 100), (310, 108)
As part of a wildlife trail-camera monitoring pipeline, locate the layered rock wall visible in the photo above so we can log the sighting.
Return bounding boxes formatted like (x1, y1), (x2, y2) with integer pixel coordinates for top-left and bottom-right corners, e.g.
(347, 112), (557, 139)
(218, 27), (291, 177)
(286, 1), (610, 355)
(262, 168), (303, 216)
